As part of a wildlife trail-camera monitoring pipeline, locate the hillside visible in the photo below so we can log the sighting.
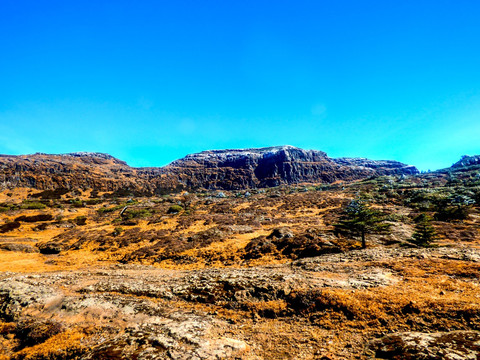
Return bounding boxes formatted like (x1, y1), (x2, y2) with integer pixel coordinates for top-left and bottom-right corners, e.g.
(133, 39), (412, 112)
(0, 146), (418, 194)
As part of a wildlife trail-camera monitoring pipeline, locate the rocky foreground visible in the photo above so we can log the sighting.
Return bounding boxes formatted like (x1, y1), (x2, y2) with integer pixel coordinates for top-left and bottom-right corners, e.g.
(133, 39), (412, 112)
(1, 244), (479, 359)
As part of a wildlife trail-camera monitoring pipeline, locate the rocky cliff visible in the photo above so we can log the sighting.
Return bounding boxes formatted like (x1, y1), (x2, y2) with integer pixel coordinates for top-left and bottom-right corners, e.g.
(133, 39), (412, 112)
(0, 146), (419, 193)
(165, 146), (418, 189)
(451, 155), (480, 169)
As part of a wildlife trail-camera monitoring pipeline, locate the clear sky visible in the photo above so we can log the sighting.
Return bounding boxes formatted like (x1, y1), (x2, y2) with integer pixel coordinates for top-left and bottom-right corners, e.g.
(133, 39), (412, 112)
(1, 1), (479, 171)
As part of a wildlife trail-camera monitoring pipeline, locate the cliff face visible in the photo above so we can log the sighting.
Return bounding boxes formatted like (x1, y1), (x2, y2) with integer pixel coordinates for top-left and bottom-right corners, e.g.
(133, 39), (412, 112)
(0, 146), (419, 193)
(165, 146), (418, 189)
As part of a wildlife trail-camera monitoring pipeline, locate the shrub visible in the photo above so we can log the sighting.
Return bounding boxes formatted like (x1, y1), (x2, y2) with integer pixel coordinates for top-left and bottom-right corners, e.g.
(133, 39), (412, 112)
(29, 188), (69, 200)
(15, 214), (54, 222)
(435, 206), (470, 221)
(167, 205), (183, 214)
(112, 227), (123, 236)
(243, 228), (342, 260)
(0, 203), (19, 212)
(0, 221), (21, 233)
(70, 199), (84, 208)
(84, 199), (103, 205)
(121, 208), (153, 219)
(20, 201), (47, 210)
(15, 319), (64, 349)
(411, 214), (437, 247)
(74, 215), (87, 226)
(97, 205), (123, 214)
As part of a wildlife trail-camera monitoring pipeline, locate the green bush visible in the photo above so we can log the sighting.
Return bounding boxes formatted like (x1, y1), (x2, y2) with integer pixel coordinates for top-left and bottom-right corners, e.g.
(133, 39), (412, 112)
(70, 199), (84, 208)
(0, 203), (19, 211)
(97, 205), (124, 214)
(121, 208), (153, 219)
(20, 201), (47, 210)
(167, 205), (183, 214)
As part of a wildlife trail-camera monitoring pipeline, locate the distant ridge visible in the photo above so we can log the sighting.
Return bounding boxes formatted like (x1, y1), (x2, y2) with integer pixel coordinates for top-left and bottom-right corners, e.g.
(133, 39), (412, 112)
(451, 155), (480, 169)
(0, 146), (419, 194)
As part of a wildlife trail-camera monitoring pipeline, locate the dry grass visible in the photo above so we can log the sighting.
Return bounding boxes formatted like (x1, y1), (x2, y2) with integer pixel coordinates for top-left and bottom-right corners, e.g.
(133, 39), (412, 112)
(10, 329), (87, 360)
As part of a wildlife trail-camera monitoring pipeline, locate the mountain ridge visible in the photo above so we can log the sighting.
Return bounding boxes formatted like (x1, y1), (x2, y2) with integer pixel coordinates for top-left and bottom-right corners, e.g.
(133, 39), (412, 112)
(0, 145), (432, 194)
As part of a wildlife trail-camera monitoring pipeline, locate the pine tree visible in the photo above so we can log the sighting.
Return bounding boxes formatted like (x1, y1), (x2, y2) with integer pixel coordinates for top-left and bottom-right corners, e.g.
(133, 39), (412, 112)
(334, 199), (390, 249)
(411, 213), (436, 247)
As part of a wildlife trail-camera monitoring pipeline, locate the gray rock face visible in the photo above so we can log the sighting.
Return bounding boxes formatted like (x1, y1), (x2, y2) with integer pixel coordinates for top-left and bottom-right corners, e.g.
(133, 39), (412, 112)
(165, 146), (419, 190)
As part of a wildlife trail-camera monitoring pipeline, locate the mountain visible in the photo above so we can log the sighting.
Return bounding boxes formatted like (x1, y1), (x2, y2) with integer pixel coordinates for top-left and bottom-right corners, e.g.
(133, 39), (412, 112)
(164, 145), (418, 189)
(0, 146), (418, 194)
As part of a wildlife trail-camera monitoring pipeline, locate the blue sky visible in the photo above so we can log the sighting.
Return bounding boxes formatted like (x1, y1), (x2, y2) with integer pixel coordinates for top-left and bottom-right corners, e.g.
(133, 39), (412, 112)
(1, 1), (479, 171)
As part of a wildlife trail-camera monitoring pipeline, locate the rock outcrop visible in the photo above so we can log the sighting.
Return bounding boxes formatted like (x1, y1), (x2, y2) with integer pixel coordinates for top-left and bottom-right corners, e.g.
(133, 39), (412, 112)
(366, 331), (480, 359)
(0, 146), (419, 193)
(451, 155), (480, 169)
(165, 146), (418, 189)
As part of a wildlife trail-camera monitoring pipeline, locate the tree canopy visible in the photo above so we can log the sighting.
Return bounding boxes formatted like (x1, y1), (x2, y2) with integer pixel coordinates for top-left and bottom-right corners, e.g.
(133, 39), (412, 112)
(334, 198), (390, 248)
(411, 213), (437, 247)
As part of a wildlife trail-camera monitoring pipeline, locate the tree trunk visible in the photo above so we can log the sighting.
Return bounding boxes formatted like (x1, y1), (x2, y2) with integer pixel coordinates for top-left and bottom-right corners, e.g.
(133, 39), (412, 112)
(361, 230), (366, 249)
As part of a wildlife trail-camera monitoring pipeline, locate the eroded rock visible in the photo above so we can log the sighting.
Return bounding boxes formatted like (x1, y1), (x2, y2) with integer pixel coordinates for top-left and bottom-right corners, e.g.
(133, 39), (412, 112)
(366, 331), (480, 359)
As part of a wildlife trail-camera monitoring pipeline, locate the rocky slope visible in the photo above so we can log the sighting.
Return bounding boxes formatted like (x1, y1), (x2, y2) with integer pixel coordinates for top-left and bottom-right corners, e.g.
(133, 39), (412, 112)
(0, 146), (418, 193)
